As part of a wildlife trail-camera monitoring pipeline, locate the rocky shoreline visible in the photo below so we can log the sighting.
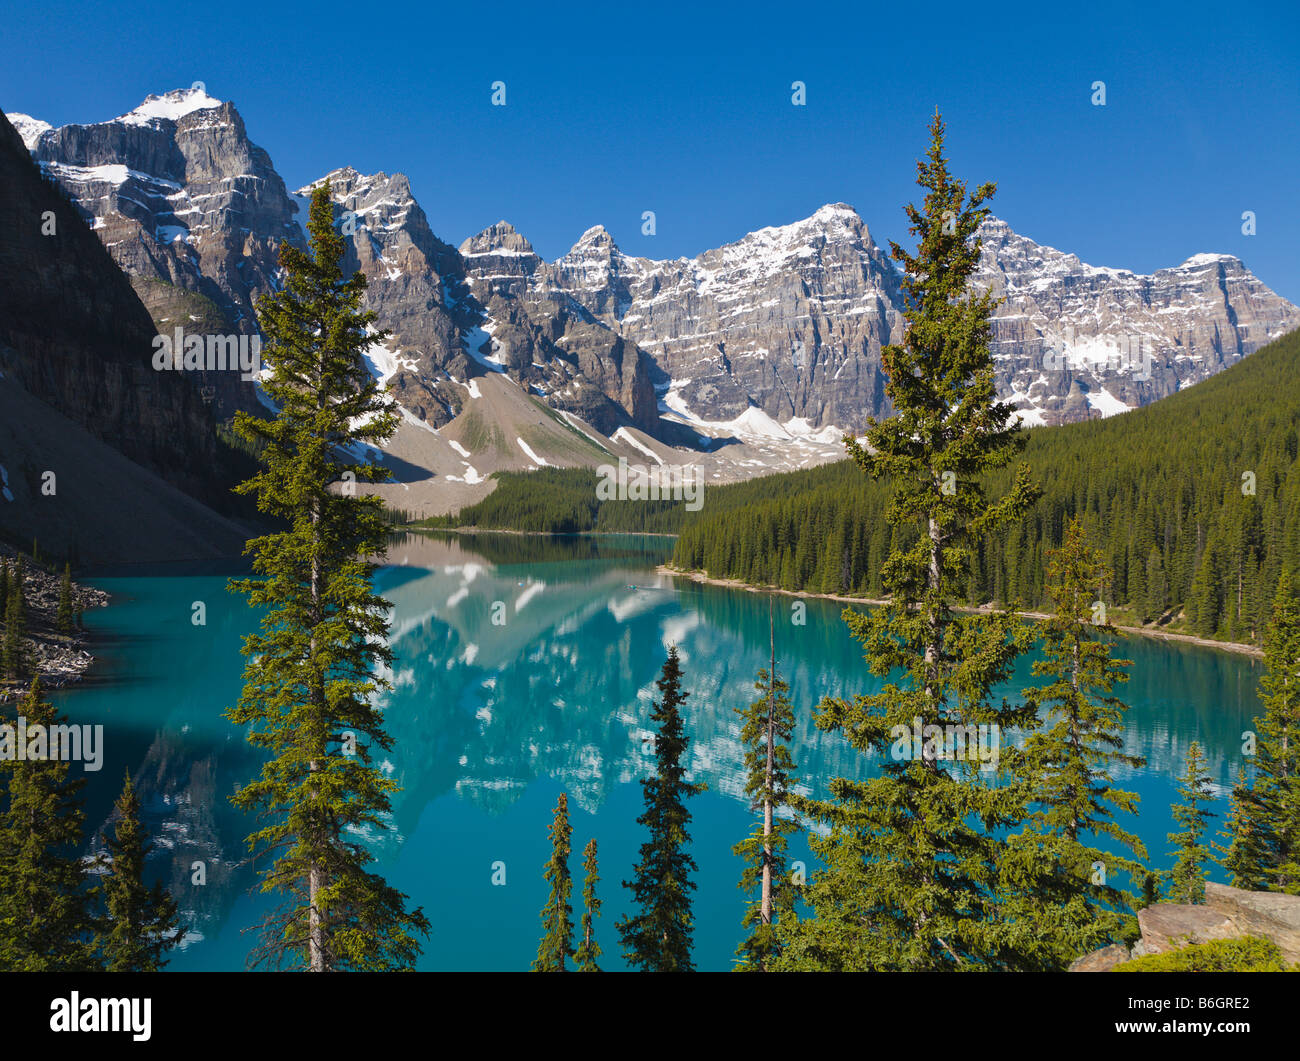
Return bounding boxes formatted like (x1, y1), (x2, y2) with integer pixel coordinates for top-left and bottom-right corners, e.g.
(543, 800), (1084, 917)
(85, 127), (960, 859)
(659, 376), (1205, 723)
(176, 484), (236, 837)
(0, 546), (108, 702)
(658, 565), (1265, 658)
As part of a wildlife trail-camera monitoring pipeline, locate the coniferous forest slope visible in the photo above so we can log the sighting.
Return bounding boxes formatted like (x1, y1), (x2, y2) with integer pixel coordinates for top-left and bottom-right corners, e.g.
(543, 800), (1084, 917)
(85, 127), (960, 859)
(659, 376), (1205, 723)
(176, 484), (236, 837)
(673, 324), (1300, 644)
(423, 323), (1300, 646)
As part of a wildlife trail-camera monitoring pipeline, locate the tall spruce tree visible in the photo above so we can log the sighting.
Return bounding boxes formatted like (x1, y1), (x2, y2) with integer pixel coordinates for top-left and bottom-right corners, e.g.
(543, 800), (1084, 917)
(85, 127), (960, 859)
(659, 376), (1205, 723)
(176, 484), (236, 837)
(618, 645), (705, 971)
(3, 557), (27, 682)
(575, 837), (601, 971)
(97, 771), (181, 971)
(1216, 767), (1266, 889)
(775, 113), (1039, 971)
(533, 792), (574, 971)
(0, 677), (98, 970)
(226, 182), (428, 970)
(57, 563), (74, 636)
(1224, 573), (1300, 891)
(1002, 518), (1148, 967)
(1167, 741), (1216, 904)
(733, 600), (800, 971)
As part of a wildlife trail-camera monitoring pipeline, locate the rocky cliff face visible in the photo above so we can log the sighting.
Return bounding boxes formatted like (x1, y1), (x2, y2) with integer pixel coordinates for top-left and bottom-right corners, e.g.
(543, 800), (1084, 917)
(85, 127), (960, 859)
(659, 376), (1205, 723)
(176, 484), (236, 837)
(977, 218), (1300, 424)
(511, 205), (1299, 431)
(13, 88), (301, 414)
(294, 174), (664, 438)
(0, 106), (222, 500)
(457, 221), (664, 437)
(532, 205), (903, 429)
(1069, 882), (1300, 970)
(297, 167), (477, 427)
(18, 87), (1298, 445)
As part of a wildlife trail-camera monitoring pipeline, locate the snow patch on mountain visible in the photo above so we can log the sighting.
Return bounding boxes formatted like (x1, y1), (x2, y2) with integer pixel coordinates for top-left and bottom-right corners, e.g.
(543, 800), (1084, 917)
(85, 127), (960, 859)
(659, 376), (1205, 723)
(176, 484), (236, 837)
(1085, 388), (1133, 417)
(363, 332), (420, 387)
(516, 437), (549, 466)
(6, 113), (52, 150)
(612, 427), (664, 464)
(462, 322), (507, 373)
(116, 87), (223, 126)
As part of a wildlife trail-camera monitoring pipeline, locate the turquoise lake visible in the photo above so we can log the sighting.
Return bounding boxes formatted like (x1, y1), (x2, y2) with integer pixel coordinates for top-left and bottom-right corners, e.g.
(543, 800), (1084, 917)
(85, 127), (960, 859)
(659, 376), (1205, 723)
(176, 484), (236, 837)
(52, 532), (1264, 971)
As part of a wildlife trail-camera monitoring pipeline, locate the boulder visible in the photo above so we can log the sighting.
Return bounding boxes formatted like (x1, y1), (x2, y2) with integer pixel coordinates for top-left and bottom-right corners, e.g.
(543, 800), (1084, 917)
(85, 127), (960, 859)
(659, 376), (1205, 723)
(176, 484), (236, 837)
(1068, 943), (1131, 972)
(1136, 903), (1238, 954)
(1204, 882), (1300, 964)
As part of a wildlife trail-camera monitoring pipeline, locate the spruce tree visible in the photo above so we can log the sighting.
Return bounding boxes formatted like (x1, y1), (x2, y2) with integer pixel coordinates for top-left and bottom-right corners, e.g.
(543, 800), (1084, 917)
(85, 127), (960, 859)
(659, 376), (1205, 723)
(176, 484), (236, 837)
(57, 563), (74, 636)
(1225, 573), (1300, 891)
(775, 113), (1039, 971)
(533, 792), (574, 971)
(2, 557), (27, 682)
(1217, 767), (1266, 889)
(1005, 518), (1148, 967)
(226, 182), (428, 970)
(733, 601), (800, 970)
(1167, 741), (1216, 904)
(618, 645), (705, 971)
(0, 678), (98, 970)
(575, 837), (601, 971)
(98, 771), (180, 971)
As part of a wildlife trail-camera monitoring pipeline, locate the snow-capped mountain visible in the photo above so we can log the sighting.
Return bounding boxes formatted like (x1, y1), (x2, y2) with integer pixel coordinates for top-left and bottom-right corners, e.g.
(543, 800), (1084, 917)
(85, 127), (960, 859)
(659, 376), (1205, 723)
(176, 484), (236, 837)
(977, 218), (1299, 424)
(13, 87), (1299, 450)
(296, 167), (479, 427)
(492, 205), (1299, 430)
(11, 87), (300, 411)
(529, 203), (903, 429)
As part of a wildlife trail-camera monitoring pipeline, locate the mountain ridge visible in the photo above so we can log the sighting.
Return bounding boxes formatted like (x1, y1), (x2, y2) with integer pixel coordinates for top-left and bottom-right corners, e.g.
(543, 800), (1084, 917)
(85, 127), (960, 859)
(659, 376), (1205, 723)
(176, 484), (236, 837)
(11, 88), (1299, 482)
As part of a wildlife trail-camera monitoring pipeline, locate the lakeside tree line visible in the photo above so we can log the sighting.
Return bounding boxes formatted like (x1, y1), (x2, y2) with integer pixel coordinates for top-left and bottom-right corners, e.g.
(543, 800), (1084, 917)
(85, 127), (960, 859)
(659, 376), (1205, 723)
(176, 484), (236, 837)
(417, 466), (687, 535)
(672, 324), (1300, 646)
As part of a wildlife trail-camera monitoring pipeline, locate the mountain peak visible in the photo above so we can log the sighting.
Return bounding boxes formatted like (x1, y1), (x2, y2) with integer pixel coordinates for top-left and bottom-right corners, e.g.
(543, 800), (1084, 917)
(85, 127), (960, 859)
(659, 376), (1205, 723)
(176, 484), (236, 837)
(1176, 252), (1242, 270)
(459, 220), (536, 258)
(115, 86), (224, 127)
(297, 167), (378, 196)
(810, 202), (861, 223)
(575, 224), (615, 248)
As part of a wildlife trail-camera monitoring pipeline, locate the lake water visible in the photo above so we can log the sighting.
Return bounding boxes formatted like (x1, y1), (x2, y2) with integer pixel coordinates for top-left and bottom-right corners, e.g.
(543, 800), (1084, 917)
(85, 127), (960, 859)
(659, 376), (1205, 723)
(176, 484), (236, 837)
(53, 532), (1263, 970)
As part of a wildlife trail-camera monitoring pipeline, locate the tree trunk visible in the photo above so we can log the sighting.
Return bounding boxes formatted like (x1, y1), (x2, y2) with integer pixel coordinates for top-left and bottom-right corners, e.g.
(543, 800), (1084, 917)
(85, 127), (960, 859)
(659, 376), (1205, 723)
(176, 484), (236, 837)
(308, 494), (326, 972)
(760, 599), (775, 971)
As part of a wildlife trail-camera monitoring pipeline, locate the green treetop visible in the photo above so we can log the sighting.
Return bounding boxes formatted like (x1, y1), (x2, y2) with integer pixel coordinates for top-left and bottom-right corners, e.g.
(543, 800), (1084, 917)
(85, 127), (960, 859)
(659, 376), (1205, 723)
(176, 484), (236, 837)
(1167, 741), (1217, 904)
(57, 563), (74, 636)
(618, 645), (705, 971)
(533, 792), (575, 971)
(1223, 573), (1300, 892)
(575, 837), (601, 971)
(0, 677), (98, 970)
(733, 601), (801, 970)
(1217, 767), (1265, 890)
(3, 556), (28, 682)
(1004, 518), (1148, 967)
(97, 771), (181, 971)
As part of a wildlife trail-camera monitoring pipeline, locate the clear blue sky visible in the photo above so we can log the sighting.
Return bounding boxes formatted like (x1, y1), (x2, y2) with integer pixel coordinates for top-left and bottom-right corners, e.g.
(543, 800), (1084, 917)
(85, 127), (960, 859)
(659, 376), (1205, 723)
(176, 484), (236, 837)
(4, 0), (1298, 300)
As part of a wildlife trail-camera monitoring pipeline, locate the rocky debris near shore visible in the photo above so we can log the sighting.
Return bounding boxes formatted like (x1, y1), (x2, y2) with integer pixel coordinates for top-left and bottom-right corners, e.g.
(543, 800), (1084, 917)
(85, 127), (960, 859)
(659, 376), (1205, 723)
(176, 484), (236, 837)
(1068, 883), (1300, 970)
(0, 546), (108, 700)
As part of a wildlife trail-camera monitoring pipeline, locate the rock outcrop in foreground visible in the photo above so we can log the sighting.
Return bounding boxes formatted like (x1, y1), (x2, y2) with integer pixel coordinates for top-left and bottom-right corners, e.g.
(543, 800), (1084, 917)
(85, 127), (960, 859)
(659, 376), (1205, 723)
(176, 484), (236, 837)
(1068, 883), (1300, 971)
